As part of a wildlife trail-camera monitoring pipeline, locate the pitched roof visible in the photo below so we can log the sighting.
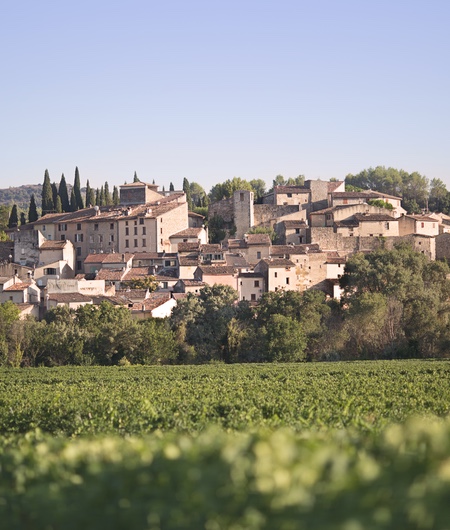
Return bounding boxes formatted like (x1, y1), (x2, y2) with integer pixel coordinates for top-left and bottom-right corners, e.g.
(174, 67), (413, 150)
(39, 240), (69, 250)
(259, 258), (295, 268)
(95, 269), (127, 281)
(170, 227), (203, 238)
(179, 257), (199, 267)
(244, 233), (271, 245)
(4, 282), (32, 291)
(406, 214), (437, 222)
(270, 244), (322, 255)
(281, 220), (307, 228)
(130, 292), (173, 312)
(353, 213), (395, 222)
(122, 267), (153, 281)
(200, 244), (222, 254)
(274, 185), (310, 194)
(177, 242), (200, 253)
(47, 293), (92, 303)
(327, 181), (345, 192)
(197, 265), (237, 276)
(84, 253), (134, 264)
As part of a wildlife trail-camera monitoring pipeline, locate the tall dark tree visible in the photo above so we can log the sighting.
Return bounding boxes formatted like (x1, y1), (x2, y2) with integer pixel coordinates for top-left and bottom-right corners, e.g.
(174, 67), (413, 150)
(99, 186), (105, 206)
(183, 178), (193, 210)
(86, 180), (95, 208)
(8, 205), (19, 228)
(58, 174), (70, 213)
(133, 172), (140, 182)
(20, 212), (26, 225)
(51, 182), (58, 208)
(112, 186), (119, 205)
(70, 188), (77, 212)
(55, 196), (63, 213)
(104, 182), (112, 205)
(169, 182), (175, 192)
(73, 167), (84, 210)
(41, 169), (54, 215)
(28, 194), (38, 223)
(95, 188), (100, 206)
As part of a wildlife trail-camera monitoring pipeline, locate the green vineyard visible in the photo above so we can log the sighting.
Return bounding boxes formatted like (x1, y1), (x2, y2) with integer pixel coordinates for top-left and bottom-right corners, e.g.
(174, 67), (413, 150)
(1, 361), (450, 529)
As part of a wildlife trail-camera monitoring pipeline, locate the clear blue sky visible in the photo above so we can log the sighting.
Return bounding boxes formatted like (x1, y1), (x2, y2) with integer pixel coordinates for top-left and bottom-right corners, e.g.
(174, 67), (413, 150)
(1, 0), (449, 193)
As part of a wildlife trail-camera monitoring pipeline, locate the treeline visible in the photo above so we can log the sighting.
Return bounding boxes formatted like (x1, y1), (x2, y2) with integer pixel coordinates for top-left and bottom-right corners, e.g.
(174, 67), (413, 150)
(1, 245), (449, 367)
(346, 166), (449, 214)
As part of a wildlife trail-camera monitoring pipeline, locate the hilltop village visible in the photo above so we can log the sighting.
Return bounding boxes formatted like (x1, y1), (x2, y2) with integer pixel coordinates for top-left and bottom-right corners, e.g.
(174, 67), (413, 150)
(2, 178), (450, 320)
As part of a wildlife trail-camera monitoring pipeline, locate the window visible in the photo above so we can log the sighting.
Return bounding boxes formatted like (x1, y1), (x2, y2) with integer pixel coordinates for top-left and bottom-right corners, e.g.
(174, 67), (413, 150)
(240, 193), (244, 201)
(287, 193), (292, 198)
(257, 251), (261, 259)
(58, 223), (67, 231)
(89, 235), (94, 243)
(76, 260), (82, 270)
(125, 221), (128, 226)
(77, 223), (82, 231)
(99, 235), (103, 243)
(142, 227), (146, 235)
(295, 228), (300, 234)
(42, 225), (46, 231)
(286, 277), (290, 285)
(139, 218), (144, 225)
(125, 227), (129, 236)
(134, 220), (137, 225)
(94, 223), (98, 231)
(421, 222), (425, 228)
(254, 280), (260, 287)
(60, 235), (65, 240)
(110, 223), (114, 230)
(343, 199), (348, 204)
(125, 240), (129, 248)
(251, 293), (256, 301)
(160, 228), (163, 234)
(274, 272), (278, 278)
(44, 268), (57, 275)
(75, 233), (83, 242)
(134, 239), (138, 247)
(109, 235), (114, 242)
(161, 238), (163, 245)
(142, 239), (146, 247)
(134, 227), (138, 235)
(76, 247), (82, 256)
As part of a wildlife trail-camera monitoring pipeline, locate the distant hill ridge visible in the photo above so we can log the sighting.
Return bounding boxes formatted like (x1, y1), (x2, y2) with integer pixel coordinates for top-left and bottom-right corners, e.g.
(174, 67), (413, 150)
(0, 184), (78, 211)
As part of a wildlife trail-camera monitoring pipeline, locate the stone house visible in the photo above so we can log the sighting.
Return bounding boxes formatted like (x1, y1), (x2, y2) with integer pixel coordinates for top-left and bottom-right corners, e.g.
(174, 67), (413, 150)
(254, 258), (298, 292)
(398, 214), (440, 237)
(0, 278), (40, 305)
(237, 272), (265, 302)
(194, 265), (238, 289)
(169, 227), (208, 251)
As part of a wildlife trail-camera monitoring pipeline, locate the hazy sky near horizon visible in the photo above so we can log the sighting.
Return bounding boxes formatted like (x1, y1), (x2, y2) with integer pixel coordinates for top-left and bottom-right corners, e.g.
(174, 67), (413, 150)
(1, 0), (449, 193)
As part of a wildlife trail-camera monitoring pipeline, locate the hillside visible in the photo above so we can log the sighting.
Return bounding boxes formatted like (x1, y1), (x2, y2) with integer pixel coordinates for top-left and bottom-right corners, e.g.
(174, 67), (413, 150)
(0, 184), (42, 211)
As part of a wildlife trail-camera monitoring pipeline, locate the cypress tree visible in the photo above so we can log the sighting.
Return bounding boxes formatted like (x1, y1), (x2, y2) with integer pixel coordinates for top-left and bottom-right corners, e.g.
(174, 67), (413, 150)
(58, 174), (70, 213)
(169, 182), (174, 192)
(28, 194), (38, 223)
(95, 188), (100, 206)
(112, 186), (119, 205)
(74, 167), (84, 210)
(55, 196), (63, 213)
(20, 212), (26, 225)
(51, 182), (58, 208)
(133, 172), (140, 182)
(8, 205), (19, 228)
(99, 186), (105, 206)
(183, 177), (193, 210)
(104, 182), (112, 205)
(86, 180), (95, 208)
(42, 169), (54, 215)
(70, 189), (77, 212)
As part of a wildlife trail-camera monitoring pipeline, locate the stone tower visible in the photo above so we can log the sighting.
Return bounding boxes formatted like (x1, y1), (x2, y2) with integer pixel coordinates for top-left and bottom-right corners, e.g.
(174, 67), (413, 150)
(233, 190), (254, 239)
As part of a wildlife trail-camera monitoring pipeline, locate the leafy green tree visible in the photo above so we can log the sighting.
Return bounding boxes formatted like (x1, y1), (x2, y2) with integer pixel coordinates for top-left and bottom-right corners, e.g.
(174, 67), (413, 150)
(249, 179), (267, 202)
(132, 319), (178, 364)
(124, 276), (158, 291)
(42, 169), (54, 215)
(28, 194), (38, 222)
(190, 182), (207, 207)
(265, 314), (307, 362)
(208, 214), (227, 244)
(170, 285), (238, 362)
(7, 205), (18, 228)
(73, 167), (84, 210)
(209, 177), (253, 203)
(428, 178), (448, 212)
(58, 174), (70, 213)
(248, 226), (276, 242)
(367, 199), (393, 210)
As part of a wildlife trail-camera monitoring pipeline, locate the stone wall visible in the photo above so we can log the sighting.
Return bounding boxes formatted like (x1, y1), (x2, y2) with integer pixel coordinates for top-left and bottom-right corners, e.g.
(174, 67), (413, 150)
(254, 205), (300, 227)
(436, 233), (450, 261)
(208, 197), (235, 224)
